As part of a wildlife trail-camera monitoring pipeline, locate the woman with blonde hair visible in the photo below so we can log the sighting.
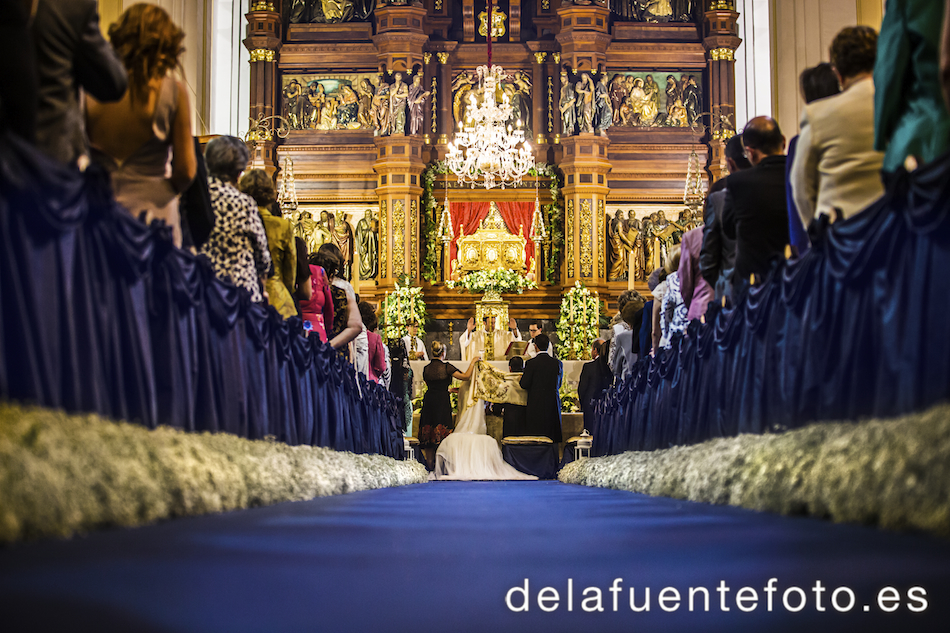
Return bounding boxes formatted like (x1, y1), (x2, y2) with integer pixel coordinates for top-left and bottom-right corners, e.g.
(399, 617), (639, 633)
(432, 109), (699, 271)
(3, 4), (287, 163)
(85, 3), (197, 247)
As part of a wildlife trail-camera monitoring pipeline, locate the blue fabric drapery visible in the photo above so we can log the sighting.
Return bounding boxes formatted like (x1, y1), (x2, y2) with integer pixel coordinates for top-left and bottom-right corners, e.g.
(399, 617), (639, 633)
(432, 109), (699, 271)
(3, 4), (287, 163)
(0, 136), (403, 458)
(594, 152), (950, 456)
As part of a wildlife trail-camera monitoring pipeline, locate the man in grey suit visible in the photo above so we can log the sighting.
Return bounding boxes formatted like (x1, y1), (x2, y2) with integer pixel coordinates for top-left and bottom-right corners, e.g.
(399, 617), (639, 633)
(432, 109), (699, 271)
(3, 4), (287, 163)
(32, 0), (128, 165)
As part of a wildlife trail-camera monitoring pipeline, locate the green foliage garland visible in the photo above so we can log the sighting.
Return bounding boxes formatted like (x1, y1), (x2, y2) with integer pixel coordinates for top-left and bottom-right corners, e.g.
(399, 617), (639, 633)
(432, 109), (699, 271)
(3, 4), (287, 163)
(555, 281), (601, 360)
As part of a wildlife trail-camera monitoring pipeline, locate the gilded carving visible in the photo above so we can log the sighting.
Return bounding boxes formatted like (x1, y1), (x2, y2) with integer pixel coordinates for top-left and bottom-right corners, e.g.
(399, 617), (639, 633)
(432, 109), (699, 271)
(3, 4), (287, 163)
(710, 47), (736, 61)
(566, 199), (575, 278)
(453, 69), (531, 131)
(410, 200), (418, 279)
(282, 72), (378, 131)
(534, 52), (547, 64)
(598, 199), (605, 279)
(380, 201), (388, 279)
(431, 76), (438, 134)
(437, 52), (449, 65)
(580, 199), (593, 278)
(249, 49), (275, 62)
(477, 6), (506, 38)
(604, 71), (702, 129)
(393, 199), (405, 275)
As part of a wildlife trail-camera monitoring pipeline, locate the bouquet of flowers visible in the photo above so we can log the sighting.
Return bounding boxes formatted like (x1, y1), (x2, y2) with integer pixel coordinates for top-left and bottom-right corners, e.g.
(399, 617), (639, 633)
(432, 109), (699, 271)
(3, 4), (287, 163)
(446, 268), (537, 295)
(381, 278), (428, 341)
(555, 281), (601, 360)
(560, 383), (581, 413)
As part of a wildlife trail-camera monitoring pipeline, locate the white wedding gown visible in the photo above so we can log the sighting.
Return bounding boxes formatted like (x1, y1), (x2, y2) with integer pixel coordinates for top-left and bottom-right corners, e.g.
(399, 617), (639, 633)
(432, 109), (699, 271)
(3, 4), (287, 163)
(433, 383), (536, 481)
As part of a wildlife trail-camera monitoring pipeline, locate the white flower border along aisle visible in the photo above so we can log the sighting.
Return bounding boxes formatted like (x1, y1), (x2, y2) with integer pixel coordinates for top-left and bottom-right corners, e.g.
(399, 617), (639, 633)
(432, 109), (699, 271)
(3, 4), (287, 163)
(559, 403), (950, 537)
(381, 278), (428, 341)
(555, 281), (601, 360)
(0, 404), (427, 543)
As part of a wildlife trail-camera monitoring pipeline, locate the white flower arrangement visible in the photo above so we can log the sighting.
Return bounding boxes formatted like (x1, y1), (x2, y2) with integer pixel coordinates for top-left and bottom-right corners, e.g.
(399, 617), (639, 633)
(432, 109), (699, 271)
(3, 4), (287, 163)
(555, 281), (601, 360)
(0, 403), (427, 544)
(381, 279), (428, 341)
(445, 267), (537, 295)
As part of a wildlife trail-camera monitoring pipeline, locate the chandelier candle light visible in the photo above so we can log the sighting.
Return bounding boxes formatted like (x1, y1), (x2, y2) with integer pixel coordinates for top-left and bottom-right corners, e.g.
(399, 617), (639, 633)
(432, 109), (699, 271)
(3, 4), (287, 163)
(445, 0), (533, 189)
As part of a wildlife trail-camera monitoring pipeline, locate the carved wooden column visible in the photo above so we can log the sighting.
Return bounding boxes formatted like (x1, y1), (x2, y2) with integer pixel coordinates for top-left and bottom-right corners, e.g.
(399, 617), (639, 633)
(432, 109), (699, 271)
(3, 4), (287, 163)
(555, 2), (611, 73)
(530, 51), (547, 146)
(430, 43), (458, 148)
(704, 2), (741, 183)
(243, 1), (282, 174)
(373, 3), (428, 72)
(374, 136), (426, 291)
(559, 135), (611, 289)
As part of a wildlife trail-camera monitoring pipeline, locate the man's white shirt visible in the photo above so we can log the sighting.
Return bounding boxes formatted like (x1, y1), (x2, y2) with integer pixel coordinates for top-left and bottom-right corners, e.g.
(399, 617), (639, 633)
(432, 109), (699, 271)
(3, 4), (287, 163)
(402, 335), (428, 360)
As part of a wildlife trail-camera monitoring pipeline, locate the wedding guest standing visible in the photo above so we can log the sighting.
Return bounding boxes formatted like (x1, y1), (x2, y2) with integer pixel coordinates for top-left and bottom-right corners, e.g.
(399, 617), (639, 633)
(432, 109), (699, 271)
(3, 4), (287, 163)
(33, 0), (127, 166)
(418, 341), (479, 467)
(85, 3), (196, 247)
(578, 339), (612, 432)
(500, 356), (528, 437)
(200, 136), (271, 303)
(520, 334), (563, 443)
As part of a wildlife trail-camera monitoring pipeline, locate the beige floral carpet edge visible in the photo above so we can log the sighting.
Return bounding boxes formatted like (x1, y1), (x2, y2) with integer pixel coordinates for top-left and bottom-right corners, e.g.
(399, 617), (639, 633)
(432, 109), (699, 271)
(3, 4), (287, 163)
(0, 403), (428, 544)
(559, 403), (950, 537)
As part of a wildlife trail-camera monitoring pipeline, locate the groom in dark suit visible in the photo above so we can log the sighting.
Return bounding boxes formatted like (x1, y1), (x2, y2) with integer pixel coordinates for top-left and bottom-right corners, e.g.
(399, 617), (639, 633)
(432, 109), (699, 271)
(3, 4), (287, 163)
(519, 334), (562, 442)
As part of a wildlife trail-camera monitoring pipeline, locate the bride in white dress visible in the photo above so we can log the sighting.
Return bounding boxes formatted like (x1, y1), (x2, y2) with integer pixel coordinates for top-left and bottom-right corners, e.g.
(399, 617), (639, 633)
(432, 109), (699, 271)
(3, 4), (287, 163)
(434, 359), (536, 481)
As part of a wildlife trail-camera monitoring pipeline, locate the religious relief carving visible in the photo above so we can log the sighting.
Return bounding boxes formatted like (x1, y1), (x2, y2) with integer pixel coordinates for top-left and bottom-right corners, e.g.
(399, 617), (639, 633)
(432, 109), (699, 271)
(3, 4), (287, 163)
(574, 73), (595, 134)
(379, 201), (388, 278)
(452, 69), (531, 132)
(605, 0), (697, 22)
(559, 71), (576, 136)
(282, 73), (379, 131)
(559, 72), (614, 136)
(598, 200), (606, 279)
(288, 0), (374, 24)
(410, 201), (419, 278)
(294, 209), (333, 256)
(355, 208), (379, 280)
(607, 72), (702, 129)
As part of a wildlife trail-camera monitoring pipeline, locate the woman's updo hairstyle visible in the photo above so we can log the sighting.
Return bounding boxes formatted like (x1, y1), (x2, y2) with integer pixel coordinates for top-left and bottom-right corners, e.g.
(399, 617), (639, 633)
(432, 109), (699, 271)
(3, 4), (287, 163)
(313, 242), (345, 279)
(108, 3), (185, 104)
(430, 340), (444, 359)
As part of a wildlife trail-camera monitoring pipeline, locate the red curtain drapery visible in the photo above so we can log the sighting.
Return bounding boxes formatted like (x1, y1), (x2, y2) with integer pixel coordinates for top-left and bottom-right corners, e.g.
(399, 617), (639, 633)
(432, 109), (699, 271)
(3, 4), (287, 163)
(448, 201), (537, 272)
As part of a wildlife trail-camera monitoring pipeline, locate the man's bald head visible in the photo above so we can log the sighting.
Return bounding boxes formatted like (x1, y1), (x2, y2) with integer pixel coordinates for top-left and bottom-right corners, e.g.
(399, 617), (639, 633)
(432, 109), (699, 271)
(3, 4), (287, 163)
(741, 116), (785, 163)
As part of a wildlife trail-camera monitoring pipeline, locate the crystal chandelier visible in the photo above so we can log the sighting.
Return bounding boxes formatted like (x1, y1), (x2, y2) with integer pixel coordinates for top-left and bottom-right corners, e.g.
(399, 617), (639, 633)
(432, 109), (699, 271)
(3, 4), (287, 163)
(445, 0), (532, 189)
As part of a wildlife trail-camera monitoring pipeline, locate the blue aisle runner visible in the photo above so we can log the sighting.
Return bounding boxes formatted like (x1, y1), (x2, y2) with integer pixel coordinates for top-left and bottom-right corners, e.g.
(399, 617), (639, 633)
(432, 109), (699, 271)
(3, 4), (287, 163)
(1, 481), (948, 632)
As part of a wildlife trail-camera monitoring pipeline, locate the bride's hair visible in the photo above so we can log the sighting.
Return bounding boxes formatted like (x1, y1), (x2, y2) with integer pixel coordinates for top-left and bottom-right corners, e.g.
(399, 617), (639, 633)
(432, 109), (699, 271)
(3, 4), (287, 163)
(430, 340), (445, 358)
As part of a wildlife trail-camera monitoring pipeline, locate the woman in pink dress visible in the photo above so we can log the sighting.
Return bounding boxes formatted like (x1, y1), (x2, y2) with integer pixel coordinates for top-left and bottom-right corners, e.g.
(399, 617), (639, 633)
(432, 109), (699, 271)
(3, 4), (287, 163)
(299, 260), (334, 342)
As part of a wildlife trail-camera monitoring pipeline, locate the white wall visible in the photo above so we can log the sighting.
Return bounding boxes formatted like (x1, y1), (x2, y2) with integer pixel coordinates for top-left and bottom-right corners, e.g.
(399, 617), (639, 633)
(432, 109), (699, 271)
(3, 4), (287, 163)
(210, 0), (251, 137)
(734, 0), (773, 130)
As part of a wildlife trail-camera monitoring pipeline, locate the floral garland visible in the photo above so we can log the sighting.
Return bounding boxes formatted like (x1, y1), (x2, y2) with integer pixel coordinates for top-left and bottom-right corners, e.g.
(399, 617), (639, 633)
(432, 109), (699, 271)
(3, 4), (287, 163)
(419, 161), (563, 283)
(445, 267), (537, 294)
(555, 281), (601, 360)
(380, 277), (428, 341)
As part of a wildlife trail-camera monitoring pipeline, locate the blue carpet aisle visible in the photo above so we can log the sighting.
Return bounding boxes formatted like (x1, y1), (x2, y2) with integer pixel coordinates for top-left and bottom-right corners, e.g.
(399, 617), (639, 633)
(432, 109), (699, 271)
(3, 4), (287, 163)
(1, 481), (948, 633)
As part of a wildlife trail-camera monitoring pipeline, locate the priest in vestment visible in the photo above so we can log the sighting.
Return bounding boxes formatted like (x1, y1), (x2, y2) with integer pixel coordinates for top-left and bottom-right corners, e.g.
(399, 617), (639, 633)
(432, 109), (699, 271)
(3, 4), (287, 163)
(459, 316), (522, 361)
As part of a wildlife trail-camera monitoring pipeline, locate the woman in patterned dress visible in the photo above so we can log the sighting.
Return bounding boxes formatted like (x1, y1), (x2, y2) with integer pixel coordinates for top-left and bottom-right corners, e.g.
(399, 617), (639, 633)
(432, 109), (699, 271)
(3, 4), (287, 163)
(200, 136), (271, 303)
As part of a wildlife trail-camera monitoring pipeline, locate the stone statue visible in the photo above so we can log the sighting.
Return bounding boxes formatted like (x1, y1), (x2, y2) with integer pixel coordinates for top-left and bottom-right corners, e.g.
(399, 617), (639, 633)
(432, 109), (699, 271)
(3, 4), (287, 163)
(609, 75), (626, 125)
(559, 71), (576, 136)
(356, 208), (379, 280)
(407, 74), (430, 136)
(373, 74), (391, 136)
(607, 210), (628, 280)
(389, 72), (409, 135)
(595, 73), (612, 134)
(307, 81), (326, 129)
(283, 79), (306, 130)
(356, 78), (375, 129)
(332, 212), (355, 280)
(575, 72), (595, 134)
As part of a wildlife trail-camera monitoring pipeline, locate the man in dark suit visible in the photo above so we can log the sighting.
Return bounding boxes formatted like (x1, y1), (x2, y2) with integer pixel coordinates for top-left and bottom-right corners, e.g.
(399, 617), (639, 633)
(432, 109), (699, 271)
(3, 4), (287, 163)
(32, 0), (128, 165)
(577, 339), (611, 431)
(700, 134), (752, 305)
(723, 116), (790, 294)
(519, 334), (562, 442)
